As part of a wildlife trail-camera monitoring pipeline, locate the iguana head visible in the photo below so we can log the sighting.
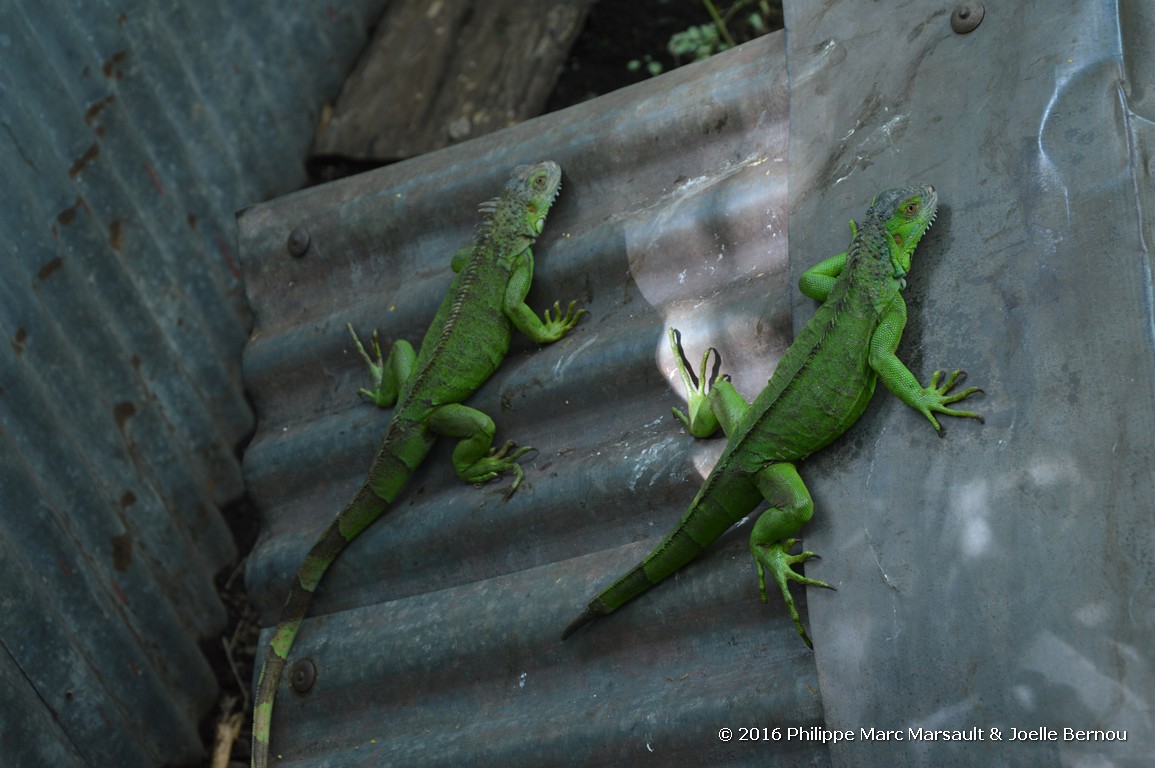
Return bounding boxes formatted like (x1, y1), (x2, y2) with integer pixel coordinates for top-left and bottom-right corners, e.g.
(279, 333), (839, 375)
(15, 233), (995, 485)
(868, 184), (938, 281)
(502, 160), (563, 238)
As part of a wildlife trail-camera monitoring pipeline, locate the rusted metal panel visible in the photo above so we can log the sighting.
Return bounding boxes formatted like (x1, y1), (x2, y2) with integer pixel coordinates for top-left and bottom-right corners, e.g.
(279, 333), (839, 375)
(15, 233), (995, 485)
(241, 31), (830, 766)
(0, 0), (390, 764)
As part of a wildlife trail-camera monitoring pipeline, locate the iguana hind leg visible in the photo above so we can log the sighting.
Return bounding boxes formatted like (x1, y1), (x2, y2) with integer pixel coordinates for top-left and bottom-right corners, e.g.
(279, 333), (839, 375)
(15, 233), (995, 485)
(749, 461), (834, 649)
(669, 327), (722, 436)
(348, 322), (535, 496)
(425, 403), (532, 494)
(347, 322), (415, 409)
(668, 327), (751, 438)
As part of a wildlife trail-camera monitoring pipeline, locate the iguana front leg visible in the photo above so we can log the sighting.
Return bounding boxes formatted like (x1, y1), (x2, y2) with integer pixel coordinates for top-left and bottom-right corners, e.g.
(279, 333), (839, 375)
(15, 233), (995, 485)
(503, 248), (586, 343)
(797, 250), (848, 302)
(798, 249), (985, 432)
(869, 296), (984, 433)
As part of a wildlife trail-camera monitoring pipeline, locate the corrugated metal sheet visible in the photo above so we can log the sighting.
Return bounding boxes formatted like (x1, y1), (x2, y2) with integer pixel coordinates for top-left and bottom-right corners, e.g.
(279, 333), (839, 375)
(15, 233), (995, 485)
(0, 1), (389, 765)
(242, 2), (1155, 767)
(240, 31), (830, 767)
(785, 1), (1155, 765)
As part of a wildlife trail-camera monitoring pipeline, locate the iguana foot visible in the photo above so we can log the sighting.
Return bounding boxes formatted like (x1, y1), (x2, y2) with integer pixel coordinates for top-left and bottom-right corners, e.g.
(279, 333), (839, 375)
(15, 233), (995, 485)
(347, 322), (413, 409)
(919, 369), (984, 435)
(348, 323), (388, 405)
(750, 538), (834, 649)
(538, 301), (587, 342)
(461, 440), (534, 497)
(668, 327), (723, 437)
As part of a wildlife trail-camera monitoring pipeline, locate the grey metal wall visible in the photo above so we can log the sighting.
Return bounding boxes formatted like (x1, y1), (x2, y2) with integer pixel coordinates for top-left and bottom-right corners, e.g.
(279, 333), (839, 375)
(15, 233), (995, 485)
(786, 1), (1154, 765)
(242, 2), (1154, 767)
(0, 1), (388, 765)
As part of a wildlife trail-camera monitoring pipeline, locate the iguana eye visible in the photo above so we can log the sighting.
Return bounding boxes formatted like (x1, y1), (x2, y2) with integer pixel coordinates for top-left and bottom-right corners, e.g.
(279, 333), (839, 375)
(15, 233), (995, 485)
(905, 201), (920, 216)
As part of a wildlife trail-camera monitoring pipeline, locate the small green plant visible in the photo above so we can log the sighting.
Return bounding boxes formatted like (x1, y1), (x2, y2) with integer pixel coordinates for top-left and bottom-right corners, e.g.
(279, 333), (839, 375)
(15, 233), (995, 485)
(627, 54), (664, 77)
(666, 1), (778, 67)
(668, 22), (727, 63)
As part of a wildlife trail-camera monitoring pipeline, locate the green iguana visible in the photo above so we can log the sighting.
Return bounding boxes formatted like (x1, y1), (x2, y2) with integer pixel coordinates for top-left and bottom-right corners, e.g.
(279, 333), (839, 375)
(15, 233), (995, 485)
(252, 161), (584, 767)
(562, 184), (982, 647)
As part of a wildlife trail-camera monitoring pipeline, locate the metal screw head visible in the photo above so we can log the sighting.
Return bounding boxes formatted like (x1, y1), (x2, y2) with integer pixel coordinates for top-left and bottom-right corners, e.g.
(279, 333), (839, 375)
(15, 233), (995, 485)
(289, 658), (316, 693)
(287, 226), (311, 257)
(951, 3), (985, 34)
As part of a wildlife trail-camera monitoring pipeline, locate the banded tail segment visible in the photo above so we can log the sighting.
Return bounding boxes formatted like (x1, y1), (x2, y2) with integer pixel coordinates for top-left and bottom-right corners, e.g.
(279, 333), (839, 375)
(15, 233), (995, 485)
(252, 447), (417, 768)
(562, 476), (755, 639)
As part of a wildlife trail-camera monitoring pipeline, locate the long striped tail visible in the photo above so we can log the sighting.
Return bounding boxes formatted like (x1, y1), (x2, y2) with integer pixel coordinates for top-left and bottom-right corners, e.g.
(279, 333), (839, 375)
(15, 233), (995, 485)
(250, 477), (399, 767)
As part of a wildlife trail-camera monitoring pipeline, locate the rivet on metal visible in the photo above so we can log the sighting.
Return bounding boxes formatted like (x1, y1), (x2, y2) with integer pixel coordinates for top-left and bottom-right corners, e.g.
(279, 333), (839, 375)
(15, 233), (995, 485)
(289, 658), (317, 693)
(287, 226), (311, 257)
(950, 3), (984, 34)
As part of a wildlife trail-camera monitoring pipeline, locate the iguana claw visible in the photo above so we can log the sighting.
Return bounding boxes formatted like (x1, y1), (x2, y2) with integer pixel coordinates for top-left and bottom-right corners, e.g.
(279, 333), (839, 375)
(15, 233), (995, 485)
(461, 440), (534, 498)
(750, 538), (834, 649)
(539, 300), (587, 341)
(349, 324), (387, 403)
(919, 369), (984, 435)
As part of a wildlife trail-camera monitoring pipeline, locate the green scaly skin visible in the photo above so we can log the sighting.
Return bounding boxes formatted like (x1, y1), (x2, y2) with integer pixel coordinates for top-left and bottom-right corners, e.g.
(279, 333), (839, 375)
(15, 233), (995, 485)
(252, 162), (584, 767)
(562, 185), (982, 647)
